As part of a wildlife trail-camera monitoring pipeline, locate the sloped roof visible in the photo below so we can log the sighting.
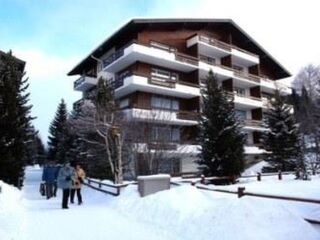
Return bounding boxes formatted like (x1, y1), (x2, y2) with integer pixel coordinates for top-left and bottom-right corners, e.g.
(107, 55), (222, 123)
(68, 18), (290, 79)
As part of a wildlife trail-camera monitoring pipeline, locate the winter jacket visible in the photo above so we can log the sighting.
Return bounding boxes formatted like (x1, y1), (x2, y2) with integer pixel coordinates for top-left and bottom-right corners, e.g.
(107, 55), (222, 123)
(42, 166), (59, 184)
(57, 165), (75, 189)
(72, 168), (86, 189)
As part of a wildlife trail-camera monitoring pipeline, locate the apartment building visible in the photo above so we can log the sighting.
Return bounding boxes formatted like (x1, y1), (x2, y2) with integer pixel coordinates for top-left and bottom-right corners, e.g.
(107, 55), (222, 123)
(68, 19), (291, 175)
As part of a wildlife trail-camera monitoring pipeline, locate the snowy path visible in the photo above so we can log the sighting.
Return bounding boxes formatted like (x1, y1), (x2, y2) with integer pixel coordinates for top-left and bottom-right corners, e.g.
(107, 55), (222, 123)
(1, 167), (320, 240)
(19, 168), (174, 240)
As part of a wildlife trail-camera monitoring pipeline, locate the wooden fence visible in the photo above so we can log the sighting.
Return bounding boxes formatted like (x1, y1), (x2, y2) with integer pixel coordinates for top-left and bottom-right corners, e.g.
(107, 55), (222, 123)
(84, 178), (129, 196)
(196, 185), (320, 225)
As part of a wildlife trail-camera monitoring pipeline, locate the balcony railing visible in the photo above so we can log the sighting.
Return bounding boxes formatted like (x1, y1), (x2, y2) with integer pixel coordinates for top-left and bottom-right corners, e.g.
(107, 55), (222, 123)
(102, 40), (199, 69)
(74, 76), (86, 89)
(198, 35), (231, 51)
(176, 111), (199, 121)
(243, 119), (263, 127)
(227, 91), (262, 102)
(199, 54), (260, 84)
(103, 48), (125, 68)
(148, 77), (176, 88)
(196, 34), (259, 58)
(175, 52), (199, 66)
(233, 69), (260, 83)
(109, 69), (199, 90)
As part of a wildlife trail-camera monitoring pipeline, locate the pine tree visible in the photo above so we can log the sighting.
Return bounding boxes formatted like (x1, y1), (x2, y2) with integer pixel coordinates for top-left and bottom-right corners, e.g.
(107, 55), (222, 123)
(262, 90), (301, 171)
(47, 99), (70, 164)
(34, 134), (46, 166)
(0, 51), (33, 187)
(198, 71), (245, 177)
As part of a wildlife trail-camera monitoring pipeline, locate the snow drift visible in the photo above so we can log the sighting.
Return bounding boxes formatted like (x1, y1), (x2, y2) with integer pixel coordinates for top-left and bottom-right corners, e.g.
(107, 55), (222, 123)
(115, 185), (320, 240)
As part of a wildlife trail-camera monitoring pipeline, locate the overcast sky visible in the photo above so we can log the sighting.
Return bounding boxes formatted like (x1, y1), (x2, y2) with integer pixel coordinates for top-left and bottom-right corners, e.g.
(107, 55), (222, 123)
(1, 0), (320, 143)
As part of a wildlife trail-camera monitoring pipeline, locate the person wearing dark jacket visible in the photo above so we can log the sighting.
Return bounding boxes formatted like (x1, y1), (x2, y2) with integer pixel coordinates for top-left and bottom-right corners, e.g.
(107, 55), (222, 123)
(42, 162), (59, 199)
(57, 162), (75, 209)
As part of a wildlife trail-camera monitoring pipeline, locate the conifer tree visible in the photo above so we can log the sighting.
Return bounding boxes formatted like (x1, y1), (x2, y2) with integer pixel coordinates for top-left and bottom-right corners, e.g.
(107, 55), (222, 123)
(0, 51), (33, 187)
(47, 99), (70, 164)
(198, 71), (245, 177)
(262, 90), (301, 171)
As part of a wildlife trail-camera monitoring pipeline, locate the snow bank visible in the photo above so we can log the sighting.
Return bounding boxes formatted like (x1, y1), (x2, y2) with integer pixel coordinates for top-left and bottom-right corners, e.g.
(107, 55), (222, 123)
(114, 185), (320, 240)
(243, 160), (269, 175)
(0, 181), (25, 240)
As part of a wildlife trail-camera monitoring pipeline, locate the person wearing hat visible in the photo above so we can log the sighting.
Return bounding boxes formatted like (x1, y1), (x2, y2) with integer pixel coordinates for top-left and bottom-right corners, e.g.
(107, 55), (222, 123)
(57, 162), (75, 209)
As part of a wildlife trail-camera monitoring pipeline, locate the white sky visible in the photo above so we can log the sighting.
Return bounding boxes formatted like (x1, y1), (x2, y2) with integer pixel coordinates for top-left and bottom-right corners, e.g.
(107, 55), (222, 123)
(3, 0), (320, 143)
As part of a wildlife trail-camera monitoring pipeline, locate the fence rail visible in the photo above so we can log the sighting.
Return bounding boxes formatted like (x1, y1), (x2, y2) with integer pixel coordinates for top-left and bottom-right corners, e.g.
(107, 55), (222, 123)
(84, 178), (129, 196)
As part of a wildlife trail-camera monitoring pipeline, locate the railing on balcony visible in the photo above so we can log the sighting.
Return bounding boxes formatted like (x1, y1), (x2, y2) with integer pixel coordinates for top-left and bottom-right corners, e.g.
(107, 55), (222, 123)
(109, 69), (200, 90)
(243, 119), (263, 127)
(148, 77), (176, 88)
(233, 69), (260, 83)
(198, 35), (231, 51)
(103, 40), (199, 70)
(103, 48), (125, 68)
(176, 111), (199, 121)
(148, 142), (178, 150)
(175, 52), (199, 66)
(227, 91), (262, 102)
(231, 45), (259, 58)
(74, 76), (86, 89)
(195, 34), (259, 59)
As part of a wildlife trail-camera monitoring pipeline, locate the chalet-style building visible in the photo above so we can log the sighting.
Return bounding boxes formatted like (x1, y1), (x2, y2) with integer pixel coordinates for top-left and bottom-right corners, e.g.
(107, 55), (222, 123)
(68, 18), (291, 176)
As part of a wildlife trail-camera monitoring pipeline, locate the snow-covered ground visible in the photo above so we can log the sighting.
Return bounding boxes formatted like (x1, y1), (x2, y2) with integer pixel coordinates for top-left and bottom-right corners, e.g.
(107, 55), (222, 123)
(0, 166), (319, 240)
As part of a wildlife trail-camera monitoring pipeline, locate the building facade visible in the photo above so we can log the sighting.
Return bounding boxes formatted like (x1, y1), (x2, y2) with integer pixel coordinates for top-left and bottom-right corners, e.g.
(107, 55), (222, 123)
(68, 19), (291, 176)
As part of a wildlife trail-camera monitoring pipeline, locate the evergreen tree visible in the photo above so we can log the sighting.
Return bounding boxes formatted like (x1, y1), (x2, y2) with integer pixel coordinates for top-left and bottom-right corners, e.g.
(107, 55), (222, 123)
(47, 99), (70, 164)
(0, 51), (33, 187)
(262, 90), (301, 171)
(34, 134), (46, 166)
(198, 71), (245, 177)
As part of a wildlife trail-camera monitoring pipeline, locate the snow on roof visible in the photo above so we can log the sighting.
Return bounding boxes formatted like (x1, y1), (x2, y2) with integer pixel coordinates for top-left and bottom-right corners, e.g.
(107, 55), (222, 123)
(137, 174), (170, 180)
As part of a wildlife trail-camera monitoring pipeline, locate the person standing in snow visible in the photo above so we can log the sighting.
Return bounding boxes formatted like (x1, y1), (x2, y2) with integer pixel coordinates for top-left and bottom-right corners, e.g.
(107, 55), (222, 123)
(57, 162), (75, 209)
(70, 163), (86, 205)
(42, 161), (59, 199)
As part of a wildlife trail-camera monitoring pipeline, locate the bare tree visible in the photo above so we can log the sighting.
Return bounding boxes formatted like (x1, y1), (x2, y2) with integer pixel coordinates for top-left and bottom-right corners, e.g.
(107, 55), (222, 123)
(292, 64), (320, 99)
(70, 78), (124, 184)
(292, 64), (320, 173)
(122, 106), (197, 177)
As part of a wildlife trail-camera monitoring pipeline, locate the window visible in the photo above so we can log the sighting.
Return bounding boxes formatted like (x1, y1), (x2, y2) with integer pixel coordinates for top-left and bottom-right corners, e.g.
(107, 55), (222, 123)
(171, 99), (179, 110)
(151, 96), (179, 110)
(234, 87), (246, 97)
(157, 158), (180, 174)
(171, 128), (180, 142)
(235, 110), (247, 122)
(151, 126), (180, 142)
(119, 98), (129, 108)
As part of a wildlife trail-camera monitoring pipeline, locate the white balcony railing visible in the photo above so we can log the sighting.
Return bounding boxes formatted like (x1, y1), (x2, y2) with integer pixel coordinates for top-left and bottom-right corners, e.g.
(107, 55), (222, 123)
(73, 76), (97, 91)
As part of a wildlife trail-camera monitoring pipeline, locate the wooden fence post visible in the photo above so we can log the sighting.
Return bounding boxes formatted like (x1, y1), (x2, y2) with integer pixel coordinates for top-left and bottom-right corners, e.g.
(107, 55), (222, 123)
(200, 175), (206, 184)
(238, 187), (245, 198)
